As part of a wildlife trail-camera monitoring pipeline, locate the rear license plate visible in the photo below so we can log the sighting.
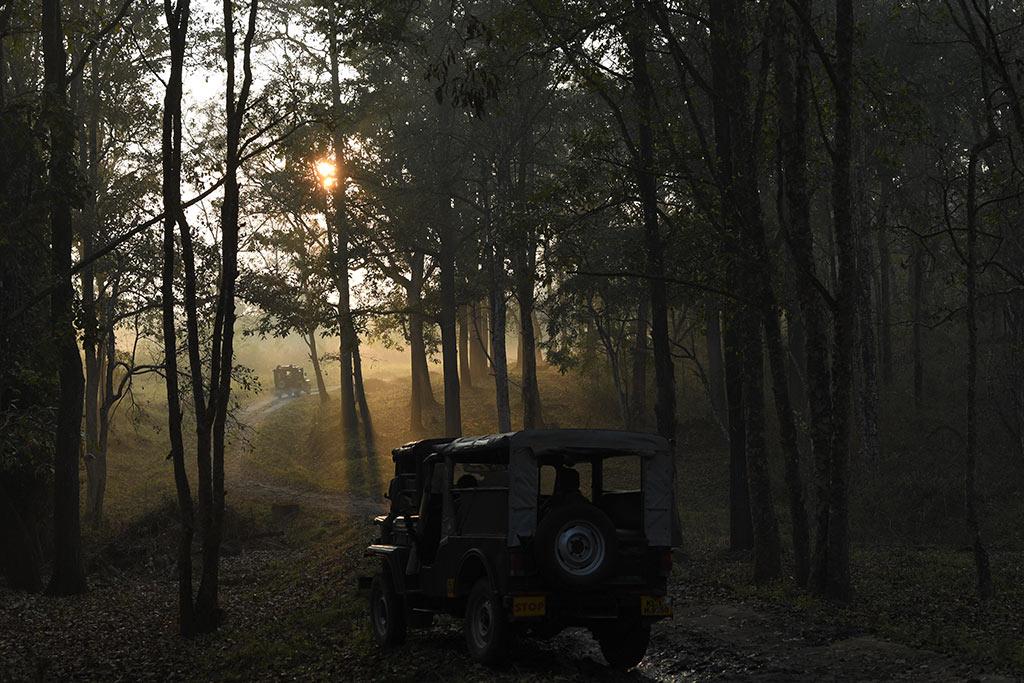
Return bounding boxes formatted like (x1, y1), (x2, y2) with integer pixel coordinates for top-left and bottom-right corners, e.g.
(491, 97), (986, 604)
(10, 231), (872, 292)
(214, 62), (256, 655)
(640, 595), (672, 617)
(512, 595), (546, 618)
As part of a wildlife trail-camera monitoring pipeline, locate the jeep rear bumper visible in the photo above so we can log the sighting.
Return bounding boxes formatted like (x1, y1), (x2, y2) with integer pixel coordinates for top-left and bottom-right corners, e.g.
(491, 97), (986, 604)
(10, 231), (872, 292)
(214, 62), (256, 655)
(504, 586), (671, 625)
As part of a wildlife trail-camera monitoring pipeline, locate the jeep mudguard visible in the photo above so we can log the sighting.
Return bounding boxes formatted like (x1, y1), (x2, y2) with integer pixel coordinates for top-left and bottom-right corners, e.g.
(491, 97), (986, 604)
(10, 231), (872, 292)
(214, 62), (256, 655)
(454, 548), (498, 598)
(366, 544), (408, 594)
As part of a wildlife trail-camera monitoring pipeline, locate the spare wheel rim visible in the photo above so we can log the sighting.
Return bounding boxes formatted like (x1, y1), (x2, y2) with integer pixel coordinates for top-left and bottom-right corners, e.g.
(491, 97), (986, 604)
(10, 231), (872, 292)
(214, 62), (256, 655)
(555, 521), (606, 576)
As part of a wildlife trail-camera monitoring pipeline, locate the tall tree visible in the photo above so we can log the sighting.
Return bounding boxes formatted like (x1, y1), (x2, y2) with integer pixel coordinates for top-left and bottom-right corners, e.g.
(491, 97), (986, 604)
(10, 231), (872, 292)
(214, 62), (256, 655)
(708, 0), (782, 582)
(41, 0), (87, 596)
(160, 0), (196, 634)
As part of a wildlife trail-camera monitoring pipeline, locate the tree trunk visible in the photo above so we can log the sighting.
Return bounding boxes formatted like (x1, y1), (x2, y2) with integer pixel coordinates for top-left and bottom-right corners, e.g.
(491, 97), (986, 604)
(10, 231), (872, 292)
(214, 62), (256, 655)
(724, 320), (752, 551)
(533, 312), (544, 365)
(439, 211), (462, 437)
(436, 104), (461, 437)
(819, 0), (856, 601)
(353, 339), (375, 454)
(876, 195), (893, 386)
(484, 153), (511, 433)
(327, 10), (358, 448)
(95, 329), (116, 522)
(407, 252), (435, 431)
(42, 0), (87, 597)
(704, 298), (727, 437)
(516, 244), (542, 429)
(459, 304), (473, 389)
(911, 238), (925, 410)
(195, 0), (258, 632)
(854, 159), (881, 463)
(490, 244), (511, 433)
(631, 300), (649, 429)
(765, 303), (811, 585)
(708, 0), (781, 579)
(160, 0), (195, 634)
(306, 330), (329, 402)
(470, 302), (489, 379)
(82, 252), (102, 527)
(965, 130), (996, 600)
(625, 0), (677, 457)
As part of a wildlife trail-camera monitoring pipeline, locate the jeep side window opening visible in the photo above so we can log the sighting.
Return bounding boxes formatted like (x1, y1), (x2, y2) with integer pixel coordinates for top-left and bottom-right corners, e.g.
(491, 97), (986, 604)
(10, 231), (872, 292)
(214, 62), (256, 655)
(362, 430), (676, 670)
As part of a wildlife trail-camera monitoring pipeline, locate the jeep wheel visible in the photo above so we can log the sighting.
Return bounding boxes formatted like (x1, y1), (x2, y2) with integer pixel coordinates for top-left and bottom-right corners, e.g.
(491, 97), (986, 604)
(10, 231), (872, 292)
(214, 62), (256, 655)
(535, 501), (617, 587)
(369, 572), (406, 647)
(593, 620), (650, 670)
(464, 579), (509, 664)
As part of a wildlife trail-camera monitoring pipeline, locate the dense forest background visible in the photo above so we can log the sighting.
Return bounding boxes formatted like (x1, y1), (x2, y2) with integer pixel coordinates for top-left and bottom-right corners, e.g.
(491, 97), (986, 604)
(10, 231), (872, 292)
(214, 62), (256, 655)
(1, 0), (1023, 678)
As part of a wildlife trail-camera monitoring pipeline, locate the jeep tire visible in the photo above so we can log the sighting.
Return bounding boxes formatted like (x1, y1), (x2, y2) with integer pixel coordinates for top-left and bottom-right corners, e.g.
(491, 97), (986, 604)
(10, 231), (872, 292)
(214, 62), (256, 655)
(535, 501), (617, 587)
(464, 578), (509, 664)
(369, 572), (406, 647)
(593, 620), (650, 670)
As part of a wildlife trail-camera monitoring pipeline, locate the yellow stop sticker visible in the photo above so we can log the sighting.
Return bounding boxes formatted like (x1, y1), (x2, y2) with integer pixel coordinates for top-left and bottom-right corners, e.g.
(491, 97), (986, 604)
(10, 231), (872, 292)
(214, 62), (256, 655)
(512, 595), (546, 617)
(640, 595), (672, 617)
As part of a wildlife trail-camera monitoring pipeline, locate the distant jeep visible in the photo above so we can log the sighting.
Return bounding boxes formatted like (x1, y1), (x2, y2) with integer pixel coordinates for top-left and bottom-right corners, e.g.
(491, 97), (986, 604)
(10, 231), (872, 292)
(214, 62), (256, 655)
(272, 364), (310, 398)
(360, 429), (677, 669)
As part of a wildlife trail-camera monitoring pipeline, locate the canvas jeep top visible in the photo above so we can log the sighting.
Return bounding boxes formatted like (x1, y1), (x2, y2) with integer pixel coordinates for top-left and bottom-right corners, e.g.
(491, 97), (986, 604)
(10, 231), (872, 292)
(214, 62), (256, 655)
(272, 364), (310, 397)
(361, 428), (677, 669)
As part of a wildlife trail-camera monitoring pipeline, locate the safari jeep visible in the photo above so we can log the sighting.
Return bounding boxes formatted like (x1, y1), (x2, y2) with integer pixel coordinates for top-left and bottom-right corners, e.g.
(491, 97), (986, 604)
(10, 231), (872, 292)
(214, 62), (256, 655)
(360, 429), (677, 669)
(272, 364), (310, 398)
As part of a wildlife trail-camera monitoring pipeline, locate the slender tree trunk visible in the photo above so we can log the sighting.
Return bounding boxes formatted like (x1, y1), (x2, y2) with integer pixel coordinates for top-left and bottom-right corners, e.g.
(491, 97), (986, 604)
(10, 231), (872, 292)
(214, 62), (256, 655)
(533, 313), (544, 364)
(854, 159), (881, 463)
(306, 330), (329, 402)
(82, 258), (102, 526)
(95, 329), (115, 520)
(765, 302), (811, 585)
(704, 298), (727, 436)
(42, 0), (86, 597)
(517, 246), (542, 429)
(161, 0), (195, 634)
(709, 0), (781, 578)
(965, 130), (996, 600)
(625, 0), (677, 455)
(459, 304), (473, 389)
(353, 339), (375, 453)
(819, 0), (856, 601)
(327, 11), (358, 447)
(439, 212), (462, 437)
(436, 106), (461, 437)
(775, 0), (838, 596)
(768, 11), (818, 575)
(407, 252), (435, 430)
(484, 156), (511, 432)
(490, 243), (511, 433)
(631, 300), (649, 429)
(470, 302), (489, 380)
(911, 239), (925, 410)
(724, 321), (752, 551)
(876, 198), (893, 386)
(196, 0), (258, 631)
(0, 5), (9, 107)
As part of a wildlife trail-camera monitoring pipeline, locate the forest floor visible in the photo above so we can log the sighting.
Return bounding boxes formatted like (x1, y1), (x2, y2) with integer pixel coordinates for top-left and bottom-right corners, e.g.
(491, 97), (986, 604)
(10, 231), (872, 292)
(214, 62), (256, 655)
(2, 369), (1022, 681)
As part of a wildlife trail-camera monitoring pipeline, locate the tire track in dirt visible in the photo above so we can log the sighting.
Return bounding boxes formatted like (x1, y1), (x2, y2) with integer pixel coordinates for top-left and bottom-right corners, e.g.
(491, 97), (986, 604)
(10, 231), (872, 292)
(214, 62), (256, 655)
(229, 387), (387, 517)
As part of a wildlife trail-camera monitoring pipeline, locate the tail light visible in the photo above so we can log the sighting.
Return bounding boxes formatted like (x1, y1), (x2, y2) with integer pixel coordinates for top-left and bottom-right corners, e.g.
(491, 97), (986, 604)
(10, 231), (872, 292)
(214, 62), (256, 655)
(509, 550), (530, 576)
(658, 550), (673, 577)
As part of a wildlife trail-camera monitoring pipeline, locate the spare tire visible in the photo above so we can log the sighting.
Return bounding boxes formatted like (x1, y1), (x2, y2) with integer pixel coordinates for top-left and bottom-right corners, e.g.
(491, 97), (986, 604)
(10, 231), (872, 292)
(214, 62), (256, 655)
(535, 501), (617, 587)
